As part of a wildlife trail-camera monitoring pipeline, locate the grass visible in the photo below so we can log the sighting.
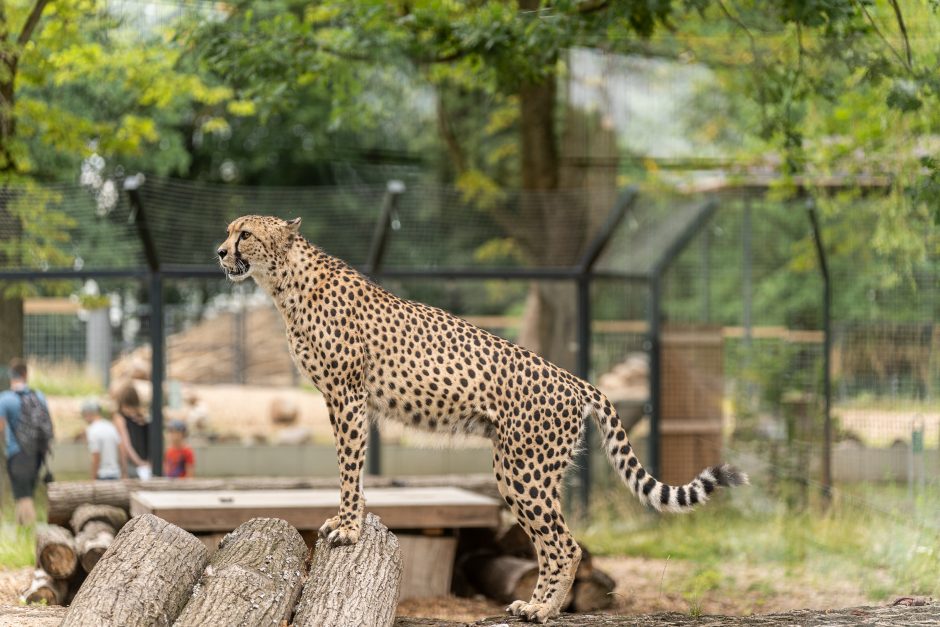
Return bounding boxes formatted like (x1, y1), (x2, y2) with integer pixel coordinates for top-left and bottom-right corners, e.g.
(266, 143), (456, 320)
(578, 480), (940, 608)
(0, 476), (50, 570)
(28, 359), (104, 398)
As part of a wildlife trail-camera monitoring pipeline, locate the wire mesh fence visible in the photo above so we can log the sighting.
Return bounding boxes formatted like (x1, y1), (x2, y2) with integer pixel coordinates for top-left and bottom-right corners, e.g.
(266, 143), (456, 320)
(2, 178), (938, 513)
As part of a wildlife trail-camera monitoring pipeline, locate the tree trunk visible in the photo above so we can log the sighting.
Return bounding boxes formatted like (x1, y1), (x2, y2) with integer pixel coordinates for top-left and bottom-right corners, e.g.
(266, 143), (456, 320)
(70, 503), (128, 535)
(20, 568), (69, 605)
(47, 474), (500, 525)
(36, 524), (77, 579)
(74, 520), (115, 573)
(515, 77), (620, 372)
(293, 513), (403, 627)
(0, 197), (23, 386)
(571, 568), (616, 612)
(175, 517), (307, 627)
(62, 514), (209, 627)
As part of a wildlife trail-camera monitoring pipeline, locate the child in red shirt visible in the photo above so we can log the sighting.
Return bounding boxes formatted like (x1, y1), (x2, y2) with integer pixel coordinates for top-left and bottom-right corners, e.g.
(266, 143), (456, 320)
(164, 420), (194, 478)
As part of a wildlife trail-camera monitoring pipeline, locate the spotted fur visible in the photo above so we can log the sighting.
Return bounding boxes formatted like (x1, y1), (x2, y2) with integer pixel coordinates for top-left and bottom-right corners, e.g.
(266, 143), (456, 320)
(217, 215), (747, 623)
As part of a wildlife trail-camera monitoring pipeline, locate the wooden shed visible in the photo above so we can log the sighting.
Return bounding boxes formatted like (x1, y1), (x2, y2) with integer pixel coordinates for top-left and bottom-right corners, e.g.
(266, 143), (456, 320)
(659, 324), (724, 486)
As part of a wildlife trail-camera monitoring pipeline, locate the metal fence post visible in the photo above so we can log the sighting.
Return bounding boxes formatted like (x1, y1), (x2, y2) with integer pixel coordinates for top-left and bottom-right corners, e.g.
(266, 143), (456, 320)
(126, 175), (165, 476)
(573, 187), (639, 515)
(807, 202), (832, 503)
(149, 271), (165, 475)
(364, 180), (406, 476)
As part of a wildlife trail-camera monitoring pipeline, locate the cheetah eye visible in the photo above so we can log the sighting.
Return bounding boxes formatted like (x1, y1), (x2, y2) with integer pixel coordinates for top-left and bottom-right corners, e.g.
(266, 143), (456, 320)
(240, 231), (251, 241)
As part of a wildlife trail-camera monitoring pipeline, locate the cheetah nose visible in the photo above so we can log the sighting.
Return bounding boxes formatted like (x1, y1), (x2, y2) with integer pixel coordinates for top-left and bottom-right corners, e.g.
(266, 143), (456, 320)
(217, 248), (227, 259)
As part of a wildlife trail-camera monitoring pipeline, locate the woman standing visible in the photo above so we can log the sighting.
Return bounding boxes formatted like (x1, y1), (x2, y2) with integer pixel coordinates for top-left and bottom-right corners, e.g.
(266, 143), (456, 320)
(111, 382), (151, 479)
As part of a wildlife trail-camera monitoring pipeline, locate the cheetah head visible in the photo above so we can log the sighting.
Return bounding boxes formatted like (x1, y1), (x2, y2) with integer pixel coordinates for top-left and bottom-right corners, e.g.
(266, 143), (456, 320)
(217, 215), (301, 283)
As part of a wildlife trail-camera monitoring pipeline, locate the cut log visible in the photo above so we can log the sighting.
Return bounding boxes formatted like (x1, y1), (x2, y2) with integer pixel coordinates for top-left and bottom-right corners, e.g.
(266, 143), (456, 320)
(462, 553), (539, 604)
(62, 514), (209, 627)
(495, 524), (593, 577)
(47, 474), (499, 525)
(74, 520), (116, 573)
(571, 569), (616, 612)
(293, 513), (402, 627)
(36, 524), (78, 579)
(20, 568), (69, 605)
(47, 481), (131, 526)
(175, 517), (307, 627)
(70, 503), (128, 534)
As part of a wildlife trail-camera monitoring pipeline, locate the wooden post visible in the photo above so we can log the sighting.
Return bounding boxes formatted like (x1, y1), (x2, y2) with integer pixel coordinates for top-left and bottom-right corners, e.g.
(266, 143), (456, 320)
(62, 514), (208, 627)
(293, 513), (402, 627)
(175, 518), (307, 627)
(36, 525), (78, 579)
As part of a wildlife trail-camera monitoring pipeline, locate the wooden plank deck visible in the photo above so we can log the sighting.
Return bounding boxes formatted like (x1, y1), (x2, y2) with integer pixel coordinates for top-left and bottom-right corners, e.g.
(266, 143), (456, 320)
(129, 486), (503, 532)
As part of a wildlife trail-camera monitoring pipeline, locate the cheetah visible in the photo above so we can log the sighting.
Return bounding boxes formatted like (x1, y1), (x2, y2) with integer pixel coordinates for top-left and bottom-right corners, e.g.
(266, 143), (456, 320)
(217, 215), (747, 623)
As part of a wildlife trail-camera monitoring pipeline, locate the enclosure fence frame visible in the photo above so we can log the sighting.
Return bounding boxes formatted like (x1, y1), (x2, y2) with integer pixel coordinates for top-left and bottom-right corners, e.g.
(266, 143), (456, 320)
(0, 180), (842, 505)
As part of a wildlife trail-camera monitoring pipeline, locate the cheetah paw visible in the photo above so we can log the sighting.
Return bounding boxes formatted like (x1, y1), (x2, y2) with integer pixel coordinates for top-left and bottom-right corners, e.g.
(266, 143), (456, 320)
(318, 515), (342, 538)
(326, 525), (360, 546)
(505, 600), (555, 623)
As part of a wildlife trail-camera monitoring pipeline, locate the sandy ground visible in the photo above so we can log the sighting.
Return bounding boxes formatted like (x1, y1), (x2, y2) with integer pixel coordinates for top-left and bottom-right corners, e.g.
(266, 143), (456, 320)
(3, 554), (883, 622)
(48, 383), (491, 449)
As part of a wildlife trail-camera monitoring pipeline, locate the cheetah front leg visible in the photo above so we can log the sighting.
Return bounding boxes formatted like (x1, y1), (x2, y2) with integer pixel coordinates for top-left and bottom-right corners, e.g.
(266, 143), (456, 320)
(319, 392), (369, 545)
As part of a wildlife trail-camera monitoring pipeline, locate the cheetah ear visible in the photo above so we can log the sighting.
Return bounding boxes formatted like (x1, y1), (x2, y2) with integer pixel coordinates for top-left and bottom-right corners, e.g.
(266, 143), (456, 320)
(286, 217), (301, 232)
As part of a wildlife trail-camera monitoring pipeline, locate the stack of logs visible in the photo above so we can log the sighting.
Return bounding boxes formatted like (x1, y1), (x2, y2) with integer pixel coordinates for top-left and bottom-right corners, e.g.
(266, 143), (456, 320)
(21, 504), (128, 606)
(459, 523), (616, 613)
(39, 477), (617, 615)
(62, 513), (401, 627)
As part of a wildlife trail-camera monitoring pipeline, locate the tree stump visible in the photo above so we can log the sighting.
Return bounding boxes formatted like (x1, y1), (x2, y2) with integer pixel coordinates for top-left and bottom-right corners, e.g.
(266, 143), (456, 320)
(75, 520), (116, 573)
(62, 514), (208, 627)
(70, 503), (128, 535)
(175, 518), (307, 627)
(20, 568), (69, 605)
(36, 524), (78, 579)
(293, 513), (402, 627)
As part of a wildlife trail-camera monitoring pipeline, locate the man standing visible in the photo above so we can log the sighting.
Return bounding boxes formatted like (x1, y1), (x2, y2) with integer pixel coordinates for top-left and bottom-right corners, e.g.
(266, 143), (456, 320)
(0, 359), (53, 526)
(82, 399), (121, 480)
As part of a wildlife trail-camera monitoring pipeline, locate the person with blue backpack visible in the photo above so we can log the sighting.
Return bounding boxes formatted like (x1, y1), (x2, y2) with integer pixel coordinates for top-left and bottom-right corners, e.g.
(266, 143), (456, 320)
(0, 359), (54, 526)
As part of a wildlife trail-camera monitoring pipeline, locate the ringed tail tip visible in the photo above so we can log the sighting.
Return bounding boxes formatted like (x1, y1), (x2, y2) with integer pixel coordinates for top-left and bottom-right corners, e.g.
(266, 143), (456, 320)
(712, 463), (749, 488)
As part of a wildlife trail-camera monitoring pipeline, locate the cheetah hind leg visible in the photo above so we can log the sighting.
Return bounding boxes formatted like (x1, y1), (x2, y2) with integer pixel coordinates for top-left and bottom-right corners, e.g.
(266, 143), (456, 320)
(492, 448), (572, 623)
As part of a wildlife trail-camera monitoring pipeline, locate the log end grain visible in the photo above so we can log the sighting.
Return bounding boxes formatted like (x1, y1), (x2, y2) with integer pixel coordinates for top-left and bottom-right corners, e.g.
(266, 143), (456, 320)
(36, 525), (77, 580)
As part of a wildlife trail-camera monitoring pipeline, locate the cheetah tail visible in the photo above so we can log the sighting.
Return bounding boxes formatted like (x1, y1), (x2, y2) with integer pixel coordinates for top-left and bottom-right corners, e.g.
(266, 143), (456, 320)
(588, 397), (748, 513)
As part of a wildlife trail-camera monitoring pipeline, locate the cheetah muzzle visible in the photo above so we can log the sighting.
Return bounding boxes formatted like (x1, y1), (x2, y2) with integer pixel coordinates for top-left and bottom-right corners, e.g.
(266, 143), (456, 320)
(217, 215), (749, 623)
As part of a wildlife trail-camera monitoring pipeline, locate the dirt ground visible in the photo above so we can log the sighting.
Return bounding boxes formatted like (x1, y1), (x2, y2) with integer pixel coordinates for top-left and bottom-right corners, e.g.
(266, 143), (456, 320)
(1, 556), (884, 623)
(0, 555), (920, 624)
(395, 555), (878, 622)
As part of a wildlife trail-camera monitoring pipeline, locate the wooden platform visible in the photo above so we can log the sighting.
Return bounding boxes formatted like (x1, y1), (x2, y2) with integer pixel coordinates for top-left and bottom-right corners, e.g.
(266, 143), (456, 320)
(129, 486), (502, 532)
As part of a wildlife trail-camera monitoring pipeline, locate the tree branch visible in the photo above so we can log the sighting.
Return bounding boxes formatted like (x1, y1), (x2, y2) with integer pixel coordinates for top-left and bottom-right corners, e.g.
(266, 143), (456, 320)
(435, 89), (468, 174)
(851, 0), (911, 72)
(17, 0), (49, 46)
(887, 0), (912, 70)
(576, 0), (611, 15)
